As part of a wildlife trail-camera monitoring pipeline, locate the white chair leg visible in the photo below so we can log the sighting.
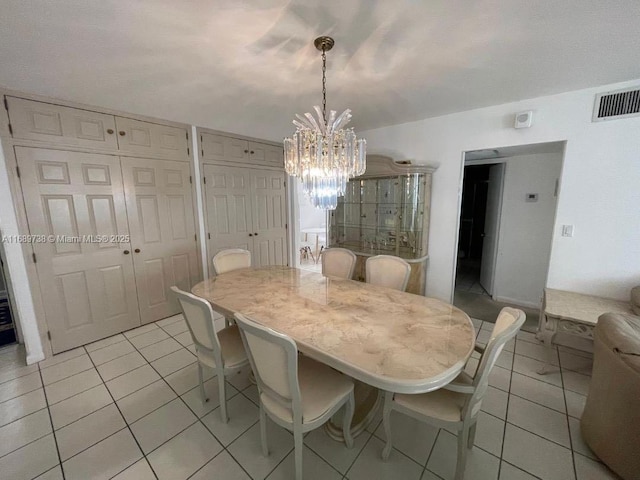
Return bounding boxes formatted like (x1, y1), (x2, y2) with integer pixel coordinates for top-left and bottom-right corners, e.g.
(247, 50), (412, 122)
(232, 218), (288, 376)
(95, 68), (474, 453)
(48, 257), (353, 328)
(197, 363), (208, 404)
(293, 425), (304, 480)
(259, 403), (269, 457)
(455, 424), (470, 480)
(467, 421), (477, 449)
(217, 373), (228, 423)
(342, 390), (355, 449)
(381, 391), (394, 461)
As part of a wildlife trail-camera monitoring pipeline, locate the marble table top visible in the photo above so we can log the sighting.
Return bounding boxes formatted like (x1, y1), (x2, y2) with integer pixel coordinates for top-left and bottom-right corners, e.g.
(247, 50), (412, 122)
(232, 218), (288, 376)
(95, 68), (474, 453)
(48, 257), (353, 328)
(192, 266), (474, 393)
(545, 288), (633, 325)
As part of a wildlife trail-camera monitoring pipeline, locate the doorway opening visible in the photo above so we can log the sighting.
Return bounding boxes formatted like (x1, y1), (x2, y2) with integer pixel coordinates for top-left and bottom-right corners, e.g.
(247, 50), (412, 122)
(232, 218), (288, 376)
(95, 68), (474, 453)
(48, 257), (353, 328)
(0, 245), (17, 347)
(455, 163), (498, 297)
(453, 141), (565, 325)
(293, 179), (327, 273)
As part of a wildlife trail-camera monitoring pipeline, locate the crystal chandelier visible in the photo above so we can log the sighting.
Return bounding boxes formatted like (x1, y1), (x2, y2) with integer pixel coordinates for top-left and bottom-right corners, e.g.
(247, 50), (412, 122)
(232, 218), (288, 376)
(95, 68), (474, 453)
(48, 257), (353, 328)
(284, 36), (366, 210)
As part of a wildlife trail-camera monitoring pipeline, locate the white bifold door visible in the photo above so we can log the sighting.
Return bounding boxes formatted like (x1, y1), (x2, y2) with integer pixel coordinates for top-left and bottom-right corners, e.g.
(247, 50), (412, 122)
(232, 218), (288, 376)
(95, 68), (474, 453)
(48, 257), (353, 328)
(16, 147), (199, 353)
(122, 158), (199, 324)
(203, 164), (287, 268)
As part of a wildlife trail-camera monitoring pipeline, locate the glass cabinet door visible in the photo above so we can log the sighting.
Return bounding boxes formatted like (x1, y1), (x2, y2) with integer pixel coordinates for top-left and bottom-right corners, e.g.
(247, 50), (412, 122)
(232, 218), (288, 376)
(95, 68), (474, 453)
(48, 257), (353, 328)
(330, 173), (427, 259)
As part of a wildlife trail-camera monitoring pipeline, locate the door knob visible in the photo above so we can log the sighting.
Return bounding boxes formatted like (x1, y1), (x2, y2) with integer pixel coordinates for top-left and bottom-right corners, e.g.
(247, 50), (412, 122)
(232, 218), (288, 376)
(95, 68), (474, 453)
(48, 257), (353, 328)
(254, 232), (259, 236)
(250, 150), (255, 154)
(249, 233), (253, 237)
(107, 128), (114, 134)
(119, 131), (126, 136)
(244, 149), (249, 153)
(123, 250), (130, 255)
(134, 248), (141, 253)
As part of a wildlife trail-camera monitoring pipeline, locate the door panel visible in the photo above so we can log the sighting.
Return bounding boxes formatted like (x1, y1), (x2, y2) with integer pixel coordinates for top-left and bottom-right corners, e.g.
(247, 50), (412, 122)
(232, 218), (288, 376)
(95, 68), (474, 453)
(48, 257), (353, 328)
(7, 97), (118, 149)
(203, 165), (254, 259)
(122, 158), (200, 323)
(16, 147), (139, 353)
(115, 117), (189, 160)
(248, 142), (284, 168)
(200, 133), (249, 163)
(250, 170), (288, 267)
(480, 163), (505, 296)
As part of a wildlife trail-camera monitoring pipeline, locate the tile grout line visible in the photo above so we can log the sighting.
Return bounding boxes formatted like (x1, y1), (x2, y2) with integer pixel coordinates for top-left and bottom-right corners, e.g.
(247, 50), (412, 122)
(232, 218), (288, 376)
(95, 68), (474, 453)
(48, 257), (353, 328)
(343, 424), (378, 478)
(0, 366), (39, 385)
(498, 333), (517, 479)
(0, 395), (48, 426)
(121, 328), (259, 480)
(422, 426), (444, 478)
(2, 314), (599, 480)
(81, 340), (160, 480)
(37, 353), (67, 480)
(501, 459), (545, 479)
(560, 347), (580, 480)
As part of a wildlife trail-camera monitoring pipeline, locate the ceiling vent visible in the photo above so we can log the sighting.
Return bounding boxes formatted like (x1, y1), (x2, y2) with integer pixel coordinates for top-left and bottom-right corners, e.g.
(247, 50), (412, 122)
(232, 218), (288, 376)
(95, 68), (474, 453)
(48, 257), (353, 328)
(592, 86), (640, 122)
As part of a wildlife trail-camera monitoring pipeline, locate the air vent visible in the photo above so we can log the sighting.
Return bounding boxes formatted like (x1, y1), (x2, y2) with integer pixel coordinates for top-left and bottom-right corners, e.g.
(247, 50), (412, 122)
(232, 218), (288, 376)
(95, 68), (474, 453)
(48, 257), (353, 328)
(593, 86), (640, 122)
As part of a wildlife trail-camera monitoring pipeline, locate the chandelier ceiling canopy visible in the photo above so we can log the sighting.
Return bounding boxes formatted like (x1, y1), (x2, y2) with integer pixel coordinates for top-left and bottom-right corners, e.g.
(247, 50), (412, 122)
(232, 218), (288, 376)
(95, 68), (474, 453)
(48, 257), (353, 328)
(284, 36), (366, 210)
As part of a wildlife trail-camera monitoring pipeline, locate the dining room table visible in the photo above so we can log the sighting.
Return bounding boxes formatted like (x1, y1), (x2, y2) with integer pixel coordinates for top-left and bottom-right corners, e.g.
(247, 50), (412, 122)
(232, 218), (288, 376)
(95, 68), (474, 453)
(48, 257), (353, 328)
(191, 265), (475, 440)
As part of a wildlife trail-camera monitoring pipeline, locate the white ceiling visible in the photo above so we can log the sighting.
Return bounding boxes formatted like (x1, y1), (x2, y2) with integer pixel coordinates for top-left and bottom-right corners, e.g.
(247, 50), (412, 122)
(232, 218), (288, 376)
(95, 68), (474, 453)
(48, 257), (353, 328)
(1, 0), (640, 141)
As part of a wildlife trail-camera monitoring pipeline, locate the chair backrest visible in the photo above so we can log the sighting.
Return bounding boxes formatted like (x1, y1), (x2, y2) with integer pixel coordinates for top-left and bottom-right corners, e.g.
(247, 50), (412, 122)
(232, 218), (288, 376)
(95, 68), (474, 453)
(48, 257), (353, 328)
(321, 248), (357, 279)
(464, 307), (525, 419)
(234, 313), (303, 423)
(212, 248), (251, 275)
(365, 255), (411, 291)
(171, 286), (223, 367)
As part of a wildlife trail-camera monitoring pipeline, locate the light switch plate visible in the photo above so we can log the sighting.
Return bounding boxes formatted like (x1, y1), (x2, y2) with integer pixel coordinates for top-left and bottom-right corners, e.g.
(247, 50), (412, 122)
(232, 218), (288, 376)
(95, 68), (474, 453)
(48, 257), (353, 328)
(561, 225), (574, 237)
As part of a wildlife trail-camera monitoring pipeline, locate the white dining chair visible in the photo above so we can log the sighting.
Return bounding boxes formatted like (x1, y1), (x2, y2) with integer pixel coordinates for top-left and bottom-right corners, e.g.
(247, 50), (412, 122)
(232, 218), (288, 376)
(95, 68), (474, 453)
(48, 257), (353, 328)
(321, 247), (357, 279)
(234, 312), (355, 480)
(212, 248), (251, 275)
(171, 286), (249, 423)
(365, 255), (411, 291)
(381, 307), (525, 480)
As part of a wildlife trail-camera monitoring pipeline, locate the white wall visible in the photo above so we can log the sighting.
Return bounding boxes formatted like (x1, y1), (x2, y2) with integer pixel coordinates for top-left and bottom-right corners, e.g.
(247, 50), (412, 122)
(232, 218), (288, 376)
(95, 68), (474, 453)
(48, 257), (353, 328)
(0, 146), (44, 362)
(296, 181), (327, 230)
(360, 79), (640, 302)
(492, 152), (563, 307)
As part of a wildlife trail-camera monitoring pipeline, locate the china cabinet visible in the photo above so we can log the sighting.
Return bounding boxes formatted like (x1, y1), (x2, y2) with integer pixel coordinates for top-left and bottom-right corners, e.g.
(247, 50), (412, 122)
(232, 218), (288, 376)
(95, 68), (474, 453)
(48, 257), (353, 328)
(328, 155), (435, 294)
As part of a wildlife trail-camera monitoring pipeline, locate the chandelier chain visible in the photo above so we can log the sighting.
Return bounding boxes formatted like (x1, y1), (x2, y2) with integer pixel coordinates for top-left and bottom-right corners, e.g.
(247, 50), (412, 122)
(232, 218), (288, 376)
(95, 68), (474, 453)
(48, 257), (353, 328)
(321, 47), (327, 125)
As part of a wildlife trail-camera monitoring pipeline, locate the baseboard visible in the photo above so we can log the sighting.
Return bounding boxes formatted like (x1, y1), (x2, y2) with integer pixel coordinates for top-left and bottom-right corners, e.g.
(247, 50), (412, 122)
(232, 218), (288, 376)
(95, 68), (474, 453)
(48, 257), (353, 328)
(494, 296), (540, 310)
(26, 348), (45, 365)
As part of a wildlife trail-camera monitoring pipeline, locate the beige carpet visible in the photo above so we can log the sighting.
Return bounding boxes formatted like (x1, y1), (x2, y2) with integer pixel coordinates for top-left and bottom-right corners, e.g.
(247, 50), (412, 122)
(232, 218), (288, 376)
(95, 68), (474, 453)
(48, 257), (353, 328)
(454, 290), (539, 332)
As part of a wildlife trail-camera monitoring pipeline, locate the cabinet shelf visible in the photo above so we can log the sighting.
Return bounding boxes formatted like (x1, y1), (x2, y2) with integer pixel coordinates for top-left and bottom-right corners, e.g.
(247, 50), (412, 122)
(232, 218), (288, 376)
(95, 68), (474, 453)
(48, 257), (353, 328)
(328, 155), (435, 295)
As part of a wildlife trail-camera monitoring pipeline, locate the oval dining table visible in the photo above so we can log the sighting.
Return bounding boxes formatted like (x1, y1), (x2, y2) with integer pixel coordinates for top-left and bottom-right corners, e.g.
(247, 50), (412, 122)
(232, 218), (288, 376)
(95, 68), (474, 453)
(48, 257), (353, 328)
(191, 265), (475, 440)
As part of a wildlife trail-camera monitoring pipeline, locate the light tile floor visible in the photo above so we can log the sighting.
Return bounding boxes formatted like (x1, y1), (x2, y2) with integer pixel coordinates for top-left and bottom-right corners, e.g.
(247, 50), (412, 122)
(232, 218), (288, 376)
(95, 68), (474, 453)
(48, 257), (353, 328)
(0, 315), (622, 480)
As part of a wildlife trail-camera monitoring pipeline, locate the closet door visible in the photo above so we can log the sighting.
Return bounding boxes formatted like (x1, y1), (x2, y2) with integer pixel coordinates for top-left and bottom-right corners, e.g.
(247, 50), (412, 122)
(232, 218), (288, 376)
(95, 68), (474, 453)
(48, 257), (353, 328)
(122, 158), (200, 324)
(115, 117), (189, 160)
(250, 169), (288, 267)
(7, 97), (119, 150)
(16, 147), (139, 353)
(203, 164), (253, 261)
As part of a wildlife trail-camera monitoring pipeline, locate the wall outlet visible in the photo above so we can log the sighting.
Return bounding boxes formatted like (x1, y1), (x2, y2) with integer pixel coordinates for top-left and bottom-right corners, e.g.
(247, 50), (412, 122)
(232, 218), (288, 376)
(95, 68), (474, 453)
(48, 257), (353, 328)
(561, 225), (574, 237)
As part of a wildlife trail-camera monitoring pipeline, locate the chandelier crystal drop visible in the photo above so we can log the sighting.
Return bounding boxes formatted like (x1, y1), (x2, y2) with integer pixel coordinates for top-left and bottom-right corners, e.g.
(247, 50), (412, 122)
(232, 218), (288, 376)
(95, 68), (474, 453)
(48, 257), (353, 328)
(284, 36), (366, 210)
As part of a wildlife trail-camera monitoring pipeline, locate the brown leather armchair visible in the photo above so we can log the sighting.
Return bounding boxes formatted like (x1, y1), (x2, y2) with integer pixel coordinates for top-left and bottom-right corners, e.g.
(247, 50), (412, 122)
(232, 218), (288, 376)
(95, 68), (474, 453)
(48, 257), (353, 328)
(581, 312), (640, 480)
